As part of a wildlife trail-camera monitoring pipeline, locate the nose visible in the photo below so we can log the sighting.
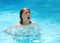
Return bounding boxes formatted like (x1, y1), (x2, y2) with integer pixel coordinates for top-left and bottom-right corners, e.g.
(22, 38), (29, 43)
(27, 13), (30, 16)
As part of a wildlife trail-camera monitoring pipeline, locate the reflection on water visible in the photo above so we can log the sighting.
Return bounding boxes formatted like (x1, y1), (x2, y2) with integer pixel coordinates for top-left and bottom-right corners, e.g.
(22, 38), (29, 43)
(3, 24), (41, 43)
(1, 19), (59, 43)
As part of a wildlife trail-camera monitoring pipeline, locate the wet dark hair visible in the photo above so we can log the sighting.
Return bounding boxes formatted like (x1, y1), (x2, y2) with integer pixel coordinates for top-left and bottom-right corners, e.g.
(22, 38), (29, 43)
(20, 8), (31, 24)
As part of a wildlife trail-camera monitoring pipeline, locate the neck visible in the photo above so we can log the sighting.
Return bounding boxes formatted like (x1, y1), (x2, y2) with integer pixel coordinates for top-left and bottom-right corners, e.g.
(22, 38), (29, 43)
(22, 20), (30, 25)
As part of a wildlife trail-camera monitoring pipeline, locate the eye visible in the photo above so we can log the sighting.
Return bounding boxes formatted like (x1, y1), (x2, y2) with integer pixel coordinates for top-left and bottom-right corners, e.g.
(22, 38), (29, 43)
(24, 12), (27, 14)
(25, 12), (27, 14)
(24, 11), (30, 14)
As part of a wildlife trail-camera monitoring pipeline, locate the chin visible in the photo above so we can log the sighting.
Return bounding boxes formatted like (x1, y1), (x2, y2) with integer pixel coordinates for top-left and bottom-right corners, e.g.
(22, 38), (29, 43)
(27, 19), (30, 21)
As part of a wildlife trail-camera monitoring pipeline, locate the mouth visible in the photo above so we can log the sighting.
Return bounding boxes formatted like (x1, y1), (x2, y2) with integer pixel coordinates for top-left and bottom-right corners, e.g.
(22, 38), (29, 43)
(27, 17), (30, 19)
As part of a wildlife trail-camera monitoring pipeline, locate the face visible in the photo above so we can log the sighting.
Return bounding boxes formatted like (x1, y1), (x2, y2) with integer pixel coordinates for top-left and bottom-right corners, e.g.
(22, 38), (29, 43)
(22, 8), (30, 21)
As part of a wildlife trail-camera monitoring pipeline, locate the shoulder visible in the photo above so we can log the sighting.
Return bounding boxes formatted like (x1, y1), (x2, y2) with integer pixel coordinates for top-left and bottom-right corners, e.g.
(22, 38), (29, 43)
(14, 23), (22, 27)
(31, 22), (35, 25)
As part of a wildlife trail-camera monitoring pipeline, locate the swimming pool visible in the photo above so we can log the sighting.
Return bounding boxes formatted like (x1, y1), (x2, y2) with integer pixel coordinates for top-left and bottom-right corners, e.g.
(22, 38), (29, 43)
(0, 0), (60, 43)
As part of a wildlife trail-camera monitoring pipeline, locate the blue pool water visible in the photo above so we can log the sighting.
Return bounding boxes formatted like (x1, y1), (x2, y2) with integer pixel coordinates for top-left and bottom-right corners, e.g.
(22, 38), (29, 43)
(0, 0), (60, 43)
